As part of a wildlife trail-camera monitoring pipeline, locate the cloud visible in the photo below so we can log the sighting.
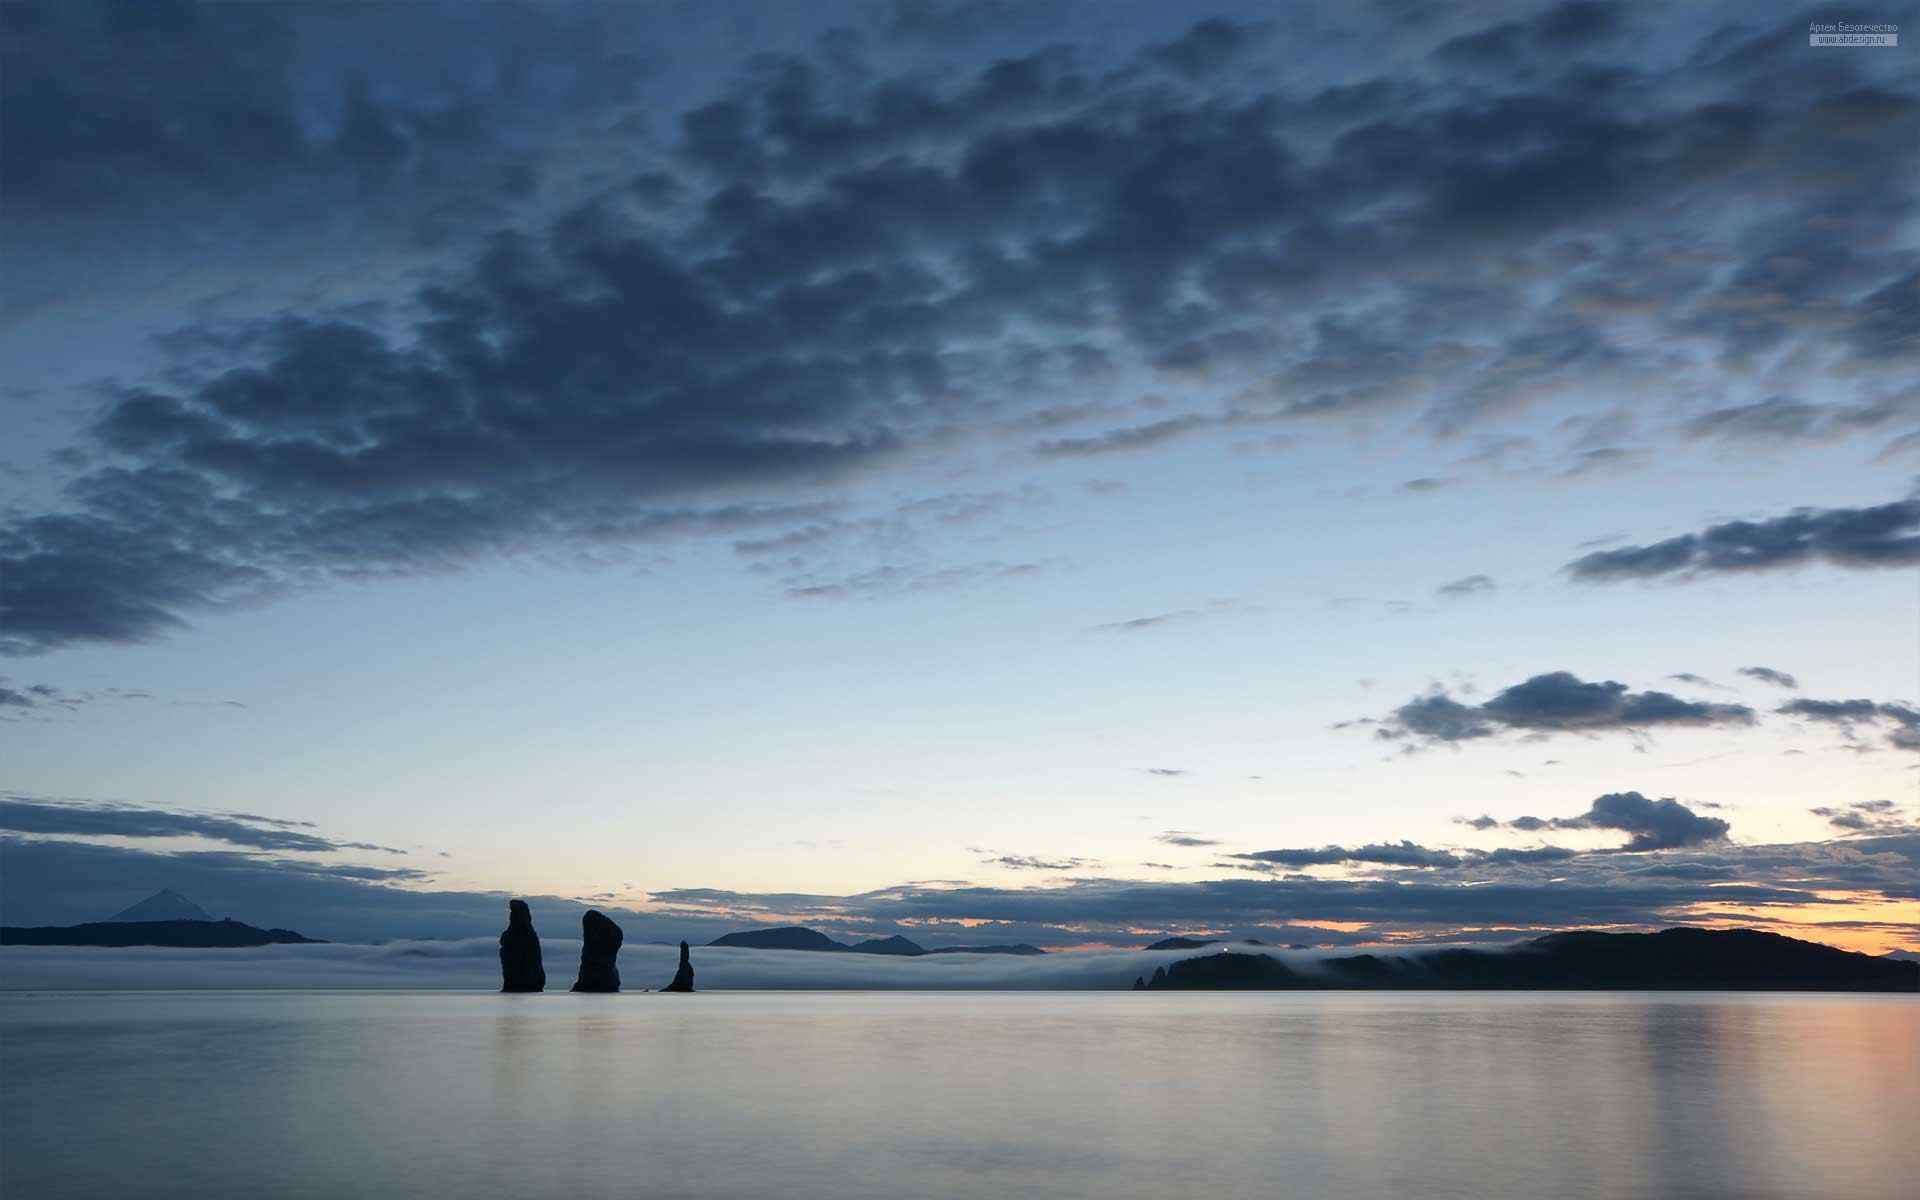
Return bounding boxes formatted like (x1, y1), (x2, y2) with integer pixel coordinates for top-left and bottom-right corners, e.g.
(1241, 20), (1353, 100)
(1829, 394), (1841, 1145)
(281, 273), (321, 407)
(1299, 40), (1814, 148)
(0, 795), (409, 855)
(7, 7), (1918, 653)
(731, 488), (1046, 563)
(1227, 840), (1465, 870)
(1092, 612), (1197, 632)
(982, 854), (1098, 871)
(1154, 831), (1219, 847)
(1777, 697), (1920, 753)
(1679, 395), (1919, 448)
(1355, 671), (1756, 746)
(1090, 600), (1243, 634)
(1667, 673), (1721, 688)
(1737, 666), (1799, 690)
(8, 826), (1916, 950)
(0, 681), (78, 712)
(1567, 497), (1920, 582)
(782, 559), (1046, 600)
(1493, 792), (1731, 851)
(1146, 17), (1271, 80)
(1810, 799), (1910, 834)
(0, 679), (229, 720)
(1224, 839), (1591, 874)
(649, 851), (1880, 940)
(1435, 573), (1495, 599)
(1558, 447), (1647, 479)
(1033, 416), (1212, 459)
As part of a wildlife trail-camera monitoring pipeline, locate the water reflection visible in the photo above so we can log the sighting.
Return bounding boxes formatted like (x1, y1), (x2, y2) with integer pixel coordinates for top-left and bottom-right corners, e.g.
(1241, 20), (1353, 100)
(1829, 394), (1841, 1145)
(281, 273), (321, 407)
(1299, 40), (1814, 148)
(2, 991), (1914, 1200)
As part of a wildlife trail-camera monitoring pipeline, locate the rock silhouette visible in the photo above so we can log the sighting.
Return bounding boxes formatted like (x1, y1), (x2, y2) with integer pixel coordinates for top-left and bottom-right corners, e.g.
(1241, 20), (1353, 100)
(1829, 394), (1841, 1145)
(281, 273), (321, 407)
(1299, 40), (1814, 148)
(571, 910), (624, 992)
(662, 940), (696, 992)
(499, 899), (545, 993)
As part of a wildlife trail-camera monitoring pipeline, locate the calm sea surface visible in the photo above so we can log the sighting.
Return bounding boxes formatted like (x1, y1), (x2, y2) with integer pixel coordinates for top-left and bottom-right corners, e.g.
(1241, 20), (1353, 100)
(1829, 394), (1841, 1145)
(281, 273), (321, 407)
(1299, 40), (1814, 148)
(2, 990), (1915, 1199)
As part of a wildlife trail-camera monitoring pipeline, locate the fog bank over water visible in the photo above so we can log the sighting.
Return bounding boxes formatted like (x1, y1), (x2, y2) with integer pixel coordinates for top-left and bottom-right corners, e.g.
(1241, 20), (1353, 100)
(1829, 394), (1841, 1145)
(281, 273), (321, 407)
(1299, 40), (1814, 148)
(0, 939), (1316, 991)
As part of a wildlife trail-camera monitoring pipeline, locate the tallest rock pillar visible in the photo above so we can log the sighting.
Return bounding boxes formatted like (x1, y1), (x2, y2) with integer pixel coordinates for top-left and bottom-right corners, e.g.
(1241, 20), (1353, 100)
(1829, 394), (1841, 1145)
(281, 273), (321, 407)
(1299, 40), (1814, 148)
(571, 910), (624, 992)
(499, 899), (546, 992)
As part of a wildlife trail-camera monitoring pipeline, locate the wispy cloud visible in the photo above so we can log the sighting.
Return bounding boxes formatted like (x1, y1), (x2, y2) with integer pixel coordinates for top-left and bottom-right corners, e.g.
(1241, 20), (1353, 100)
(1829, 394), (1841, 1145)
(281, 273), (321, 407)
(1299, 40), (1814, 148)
(1345, 671), (1755, 747)
(1155, 831), (1219, 848)
(1568, 496), (1920, 582)
(1435, 574), (1495, 599)
(0, 795), (409, 856)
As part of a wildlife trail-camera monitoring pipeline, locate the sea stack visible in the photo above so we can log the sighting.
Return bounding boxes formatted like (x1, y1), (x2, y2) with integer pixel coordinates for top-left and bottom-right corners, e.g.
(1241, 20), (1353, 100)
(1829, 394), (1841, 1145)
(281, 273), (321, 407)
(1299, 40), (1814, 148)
(661, 940), (696, 992)
(499, 899), (546, 993)
(571, 910), (624, 993)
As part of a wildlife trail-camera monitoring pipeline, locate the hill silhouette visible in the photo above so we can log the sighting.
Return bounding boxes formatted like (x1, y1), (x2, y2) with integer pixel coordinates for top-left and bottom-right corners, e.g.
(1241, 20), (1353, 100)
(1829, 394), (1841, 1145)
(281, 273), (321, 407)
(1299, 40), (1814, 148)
(1141, 928), (1918, 991)
(707, 925), (1048, 956)
(1143, 936), (1268, 951)
(846, 936), (925, 955)
(709, 926), (848, 951)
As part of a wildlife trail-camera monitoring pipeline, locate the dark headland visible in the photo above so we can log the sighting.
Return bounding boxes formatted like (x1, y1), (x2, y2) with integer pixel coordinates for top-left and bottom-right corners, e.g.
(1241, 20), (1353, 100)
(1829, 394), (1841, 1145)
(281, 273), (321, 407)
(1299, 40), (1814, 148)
(1135, 928), (1918, 992)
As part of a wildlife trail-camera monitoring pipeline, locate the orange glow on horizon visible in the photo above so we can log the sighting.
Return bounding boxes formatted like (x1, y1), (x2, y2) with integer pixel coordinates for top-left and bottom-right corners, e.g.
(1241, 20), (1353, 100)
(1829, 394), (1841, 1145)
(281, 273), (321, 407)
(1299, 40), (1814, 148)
(1678, 893), (1920, 956)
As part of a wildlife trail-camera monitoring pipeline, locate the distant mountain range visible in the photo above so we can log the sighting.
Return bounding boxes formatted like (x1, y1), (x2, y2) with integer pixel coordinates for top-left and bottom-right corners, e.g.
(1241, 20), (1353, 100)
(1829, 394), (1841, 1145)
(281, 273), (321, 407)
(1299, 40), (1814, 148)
(1, 919), (324, 948)
(708, 925), (1046, 956)
(0, 890), (323, 948)
(1137, 929), (1918, 992)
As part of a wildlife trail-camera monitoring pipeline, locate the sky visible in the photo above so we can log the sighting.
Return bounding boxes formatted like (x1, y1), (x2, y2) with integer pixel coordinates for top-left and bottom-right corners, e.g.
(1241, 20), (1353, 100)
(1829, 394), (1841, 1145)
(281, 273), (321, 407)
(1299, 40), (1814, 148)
(2, 0), (1918, 954)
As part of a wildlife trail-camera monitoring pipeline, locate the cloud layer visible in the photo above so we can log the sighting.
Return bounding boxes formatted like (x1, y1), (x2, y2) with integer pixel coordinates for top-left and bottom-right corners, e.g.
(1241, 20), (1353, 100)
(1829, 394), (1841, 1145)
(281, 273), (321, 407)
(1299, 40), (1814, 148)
(6, 3), (1919, 653)
(8, 815), (1914, 950)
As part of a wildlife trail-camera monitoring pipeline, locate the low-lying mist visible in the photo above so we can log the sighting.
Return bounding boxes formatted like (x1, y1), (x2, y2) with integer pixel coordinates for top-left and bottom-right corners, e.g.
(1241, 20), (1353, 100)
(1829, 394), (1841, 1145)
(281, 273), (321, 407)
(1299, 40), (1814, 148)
(0, 939), (1412, 991)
